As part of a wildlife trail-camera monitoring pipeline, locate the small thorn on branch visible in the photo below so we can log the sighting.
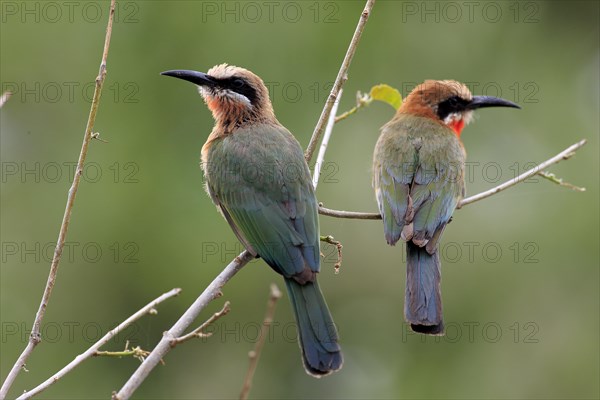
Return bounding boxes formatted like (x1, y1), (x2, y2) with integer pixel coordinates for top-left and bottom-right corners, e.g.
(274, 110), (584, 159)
(170, 301), (231, 347)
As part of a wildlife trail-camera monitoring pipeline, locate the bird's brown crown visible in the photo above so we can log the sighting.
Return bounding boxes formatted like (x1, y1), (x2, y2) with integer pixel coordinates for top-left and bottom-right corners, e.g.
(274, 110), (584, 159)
(397, 80), (475, 137)
(400, 80), (472, 119)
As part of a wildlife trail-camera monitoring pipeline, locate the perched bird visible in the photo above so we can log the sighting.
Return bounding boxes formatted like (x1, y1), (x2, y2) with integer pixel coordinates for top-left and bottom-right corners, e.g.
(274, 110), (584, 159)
(372, 80), (519, 335)
(161, 64), (342, 376)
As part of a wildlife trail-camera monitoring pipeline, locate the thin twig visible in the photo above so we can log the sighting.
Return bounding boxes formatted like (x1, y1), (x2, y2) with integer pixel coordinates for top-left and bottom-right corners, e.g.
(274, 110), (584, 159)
(239, 284), (283, 400)
(0, 91), (12, 108)
(170, 301), (231, 346)
(0, 1), (117, 398)
(334, 91), (372, 123)
(93, 347), (150, 361)
(312, 89), (343, 188)
(15, 288), (181, 400)
(320, 235), (344, 274)
(305, 0), (376, 162)
(318, 139), (588, 219)
(93, 340), (153, 363)
(533, 171), (585, 192)
(113, 250), (255, 400)
(458, 139), (587, 207)
(319, 206), (381, 220)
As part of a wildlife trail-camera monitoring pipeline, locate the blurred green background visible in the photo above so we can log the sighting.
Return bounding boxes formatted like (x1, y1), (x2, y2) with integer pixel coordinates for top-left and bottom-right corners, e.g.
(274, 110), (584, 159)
(1, 1), (598, 399)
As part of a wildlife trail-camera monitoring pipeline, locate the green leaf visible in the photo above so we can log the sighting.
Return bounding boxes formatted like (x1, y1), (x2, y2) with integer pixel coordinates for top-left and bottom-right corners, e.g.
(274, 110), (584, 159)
(370, 84), (402, 110)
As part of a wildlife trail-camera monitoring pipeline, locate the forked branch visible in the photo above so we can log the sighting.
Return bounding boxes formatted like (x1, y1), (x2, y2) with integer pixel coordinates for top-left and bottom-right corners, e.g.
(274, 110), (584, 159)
(16, 288), (181, 400)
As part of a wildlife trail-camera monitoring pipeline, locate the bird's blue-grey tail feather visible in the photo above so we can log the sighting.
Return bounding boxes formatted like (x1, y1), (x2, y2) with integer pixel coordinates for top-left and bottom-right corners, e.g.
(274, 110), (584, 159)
(284, 278), (343, 377)
(405, 242), (444, 335)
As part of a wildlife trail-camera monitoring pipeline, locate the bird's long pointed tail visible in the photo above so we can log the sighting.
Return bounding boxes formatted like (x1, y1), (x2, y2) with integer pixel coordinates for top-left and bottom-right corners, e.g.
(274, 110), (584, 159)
(405, 241), (444, 335)
(284, 278), (343, 377)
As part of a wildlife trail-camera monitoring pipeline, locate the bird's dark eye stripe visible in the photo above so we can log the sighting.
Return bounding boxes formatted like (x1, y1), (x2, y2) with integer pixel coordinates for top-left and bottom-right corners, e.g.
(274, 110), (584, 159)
(218, 77), (258, 105)
(232, 78), (245, 88)
(437, 95), (470, 120)
(222, 77), (246, 88)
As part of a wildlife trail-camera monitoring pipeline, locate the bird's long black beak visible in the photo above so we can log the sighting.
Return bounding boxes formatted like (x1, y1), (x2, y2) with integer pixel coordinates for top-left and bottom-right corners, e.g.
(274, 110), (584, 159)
(161, 70), (217, 87)
(467, 96), (521, 110)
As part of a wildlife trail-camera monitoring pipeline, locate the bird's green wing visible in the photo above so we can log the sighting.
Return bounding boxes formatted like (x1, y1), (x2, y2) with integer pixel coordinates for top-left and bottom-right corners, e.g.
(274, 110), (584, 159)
(205, 124), (320, 279)
(373, 124), (417, 245)
(373, 116), (465, 250)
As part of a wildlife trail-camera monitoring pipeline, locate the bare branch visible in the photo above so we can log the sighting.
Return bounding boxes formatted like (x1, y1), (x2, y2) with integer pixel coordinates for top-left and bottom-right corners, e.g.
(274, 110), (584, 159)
(239, 284), (283, 400)
(113, 250), (255, 400)
(318, 139), (588, 219)
(0, 1), (117, 398)
(319, 205), (381, 220)
(15, 288), (181, 400)
(305, 0), (376, 162)
(170, 301), (231, 346)
(312, 89), (343, 188)
(458, 139), (587, 207)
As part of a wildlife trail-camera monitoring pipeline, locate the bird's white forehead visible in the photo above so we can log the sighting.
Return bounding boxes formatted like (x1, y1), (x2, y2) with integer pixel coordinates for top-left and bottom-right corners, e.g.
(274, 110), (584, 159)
(438, 80), (472, 100)
(207, 63), (251, 80)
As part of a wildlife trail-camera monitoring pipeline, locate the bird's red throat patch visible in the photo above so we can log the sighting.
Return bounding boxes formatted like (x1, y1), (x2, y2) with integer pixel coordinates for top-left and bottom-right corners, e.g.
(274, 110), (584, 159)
(447, 118), (465, 137)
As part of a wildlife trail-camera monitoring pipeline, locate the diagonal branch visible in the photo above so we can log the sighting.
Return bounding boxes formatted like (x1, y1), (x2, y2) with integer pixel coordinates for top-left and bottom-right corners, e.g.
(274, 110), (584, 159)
(458, 139), (587, 207)
(305, 0), (376, 163)
(0, 1), (117, 398)
(318, 139), (587, 219)
(113, 251), (254, 400)
(16, 288), (181, 400)
(312, 89), (343, 188)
